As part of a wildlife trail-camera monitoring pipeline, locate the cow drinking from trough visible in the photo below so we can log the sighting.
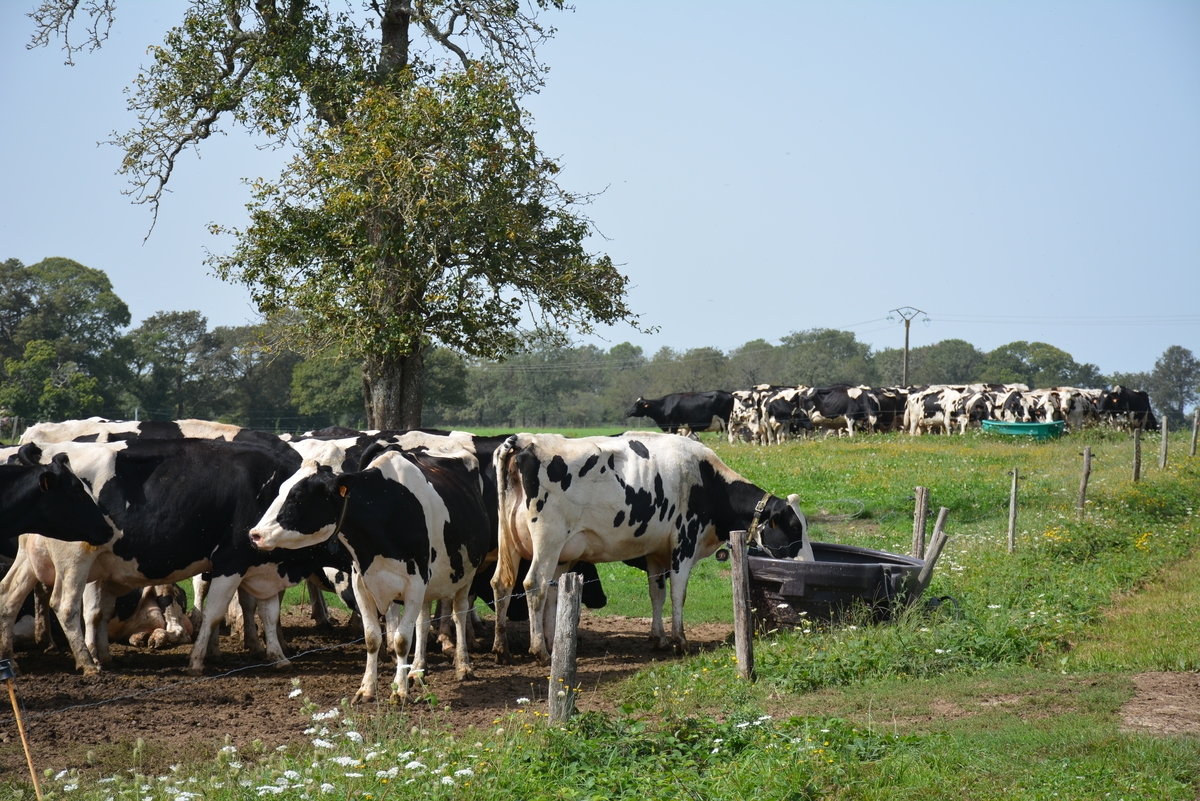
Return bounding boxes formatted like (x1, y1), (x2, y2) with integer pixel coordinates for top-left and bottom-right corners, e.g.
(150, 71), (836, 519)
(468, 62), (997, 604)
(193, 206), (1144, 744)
(490, 431), (811, 665)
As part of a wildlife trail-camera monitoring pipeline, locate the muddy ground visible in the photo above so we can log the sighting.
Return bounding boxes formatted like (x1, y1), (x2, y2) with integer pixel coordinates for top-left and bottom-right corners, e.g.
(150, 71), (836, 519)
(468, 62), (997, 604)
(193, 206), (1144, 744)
(0, 609), (732, 778)
(1, 609), (1195, 782)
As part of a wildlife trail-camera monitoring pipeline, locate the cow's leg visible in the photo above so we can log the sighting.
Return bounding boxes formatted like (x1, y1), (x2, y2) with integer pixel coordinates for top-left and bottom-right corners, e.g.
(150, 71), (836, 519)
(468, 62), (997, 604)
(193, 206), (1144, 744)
(83, 582), (117, 665)
(489, 559), (516, 665)
(409, 601), (431, 692)
(32, 582), (61, 652)
(433, 598), (455, 656)
(255, 591), (290, 670)
(307, 577), (333, 630)
(187, 573), (243, 675)
(644, 555), (671, 649)
(388, 592), (424, 704)
(451, 587), (475, 681)
(47, 559), (101, 675)
(148, 586), (193, 648)
(351, 573), (382, 704)
(522, 549), (559, 665)
(540, 573), (561, 654)
(0, 549), (39, 663)
(668, 562), (694, 656)
(190, 574), (209, 630)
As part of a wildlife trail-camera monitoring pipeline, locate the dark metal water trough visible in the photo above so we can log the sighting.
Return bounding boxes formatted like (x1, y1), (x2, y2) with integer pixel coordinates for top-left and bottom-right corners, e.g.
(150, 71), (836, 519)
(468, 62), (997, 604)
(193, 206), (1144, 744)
(747, 541), (926, 630)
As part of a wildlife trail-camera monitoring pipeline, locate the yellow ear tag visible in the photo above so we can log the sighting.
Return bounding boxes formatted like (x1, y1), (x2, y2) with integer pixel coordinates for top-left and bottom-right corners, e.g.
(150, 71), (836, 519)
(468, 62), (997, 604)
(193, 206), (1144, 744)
(339, 485), (348, 498)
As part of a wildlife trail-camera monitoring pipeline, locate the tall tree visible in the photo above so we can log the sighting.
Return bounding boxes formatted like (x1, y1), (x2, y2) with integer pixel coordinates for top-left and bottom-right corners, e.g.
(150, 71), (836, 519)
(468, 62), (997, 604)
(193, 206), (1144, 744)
(34, 1), (640, 429)
(778, 329), (875, 387)
(127, 310), (218, 419)
(1146, 345), (1200, 427)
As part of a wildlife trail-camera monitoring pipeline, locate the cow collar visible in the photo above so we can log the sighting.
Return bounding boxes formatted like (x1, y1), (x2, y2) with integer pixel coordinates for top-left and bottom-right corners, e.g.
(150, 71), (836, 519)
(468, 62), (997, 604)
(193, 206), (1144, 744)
(747, 491), (772, 549)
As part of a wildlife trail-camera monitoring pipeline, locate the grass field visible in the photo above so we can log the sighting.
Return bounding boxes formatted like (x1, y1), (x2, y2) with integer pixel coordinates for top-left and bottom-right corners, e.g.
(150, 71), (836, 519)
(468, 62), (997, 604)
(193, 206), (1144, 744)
(18, 427), (1200, 800)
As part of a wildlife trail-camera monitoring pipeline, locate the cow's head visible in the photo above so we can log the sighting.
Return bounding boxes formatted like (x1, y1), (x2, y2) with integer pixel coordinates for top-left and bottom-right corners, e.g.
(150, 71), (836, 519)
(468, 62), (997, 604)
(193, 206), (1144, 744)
(249, 462), (362, 551)
(625, 398), (650, 418)
(754, 495), (809, 559)
(6, 448), (114, 546)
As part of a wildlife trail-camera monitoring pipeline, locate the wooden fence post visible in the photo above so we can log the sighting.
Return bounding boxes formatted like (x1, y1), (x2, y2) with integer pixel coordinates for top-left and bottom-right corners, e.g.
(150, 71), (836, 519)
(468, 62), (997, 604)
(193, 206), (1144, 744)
(1077, 446), (1092, 516)
(913, 508), (950, 599)
(548, 571), (582, 724)
(1159, 417), (1169, 470)
(1191, 408), (1198, 458)
(1133, 426), (1142, 482)
(1007, 468), (1019, 554)
(912, 486), (930, 558)
(728, 529), (756, 682)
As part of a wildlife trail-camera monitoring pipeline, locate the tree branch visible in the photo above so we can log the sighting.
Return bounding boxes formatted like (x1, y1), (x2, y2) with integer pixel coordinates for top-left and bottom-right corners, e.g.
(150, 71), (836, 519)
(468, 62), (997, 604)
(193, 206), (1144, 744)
(27, 0), (117, 65)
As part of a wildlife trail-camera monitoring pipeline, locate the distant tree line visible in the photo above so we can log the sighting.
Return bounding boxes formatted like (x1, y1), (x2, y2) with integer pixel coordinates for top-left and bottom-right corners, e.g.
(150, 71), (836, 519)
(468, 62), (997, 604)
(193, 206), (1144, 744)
(2, 257), (1197, 432)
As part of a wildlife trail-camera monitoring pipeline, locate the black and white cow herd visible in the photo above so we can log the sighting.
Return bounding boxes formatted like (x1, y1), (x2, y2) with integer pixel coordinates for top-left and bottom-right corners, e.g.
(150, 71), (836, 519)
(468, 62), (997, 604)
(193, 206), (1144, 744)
(654, 383), (1159, 444)
(1, 417), (812, 703)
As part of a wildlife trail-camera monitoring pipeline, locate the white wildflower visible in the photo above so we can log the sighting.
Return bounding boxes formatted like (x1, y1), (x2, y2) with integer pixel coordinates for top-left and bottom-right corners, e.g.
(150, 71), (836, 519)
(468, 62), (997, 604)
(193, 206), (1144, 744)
(345, 731), (363, 743)
(441, 776), (456, 786)
(312, 739), (336, 750)
(64, 784), (79, 792)
(343, 773), (363, 778)
(320, 784), (336, 794)
(283, 771), (301, 781)
(405, 760), (426, 771)
(332, 756), (358, 767)
(256, 786), (285, 795)
(377, 767), (399, 779)
(289, 688), (303, 698)
(516, 697), (530, 705)
(454, 768), (474, 778)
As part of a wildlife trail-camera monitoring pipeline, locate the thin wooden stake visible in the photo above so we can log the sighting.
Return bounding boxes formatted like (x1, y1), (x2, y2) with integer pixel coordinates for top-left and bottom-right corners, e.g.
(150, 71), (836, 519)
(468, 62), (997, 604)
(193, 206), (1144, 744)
(1159, 416), (1169, 470)
(1077, 446), (1092, 516)
(1007, 468), (1019, 554)
(1191, 408), (1198, 458)
(1133, 427), (1142, 482)
(3, 664), (42, 801)
(728, 529), (756, 682)
(913, 507), (951, 599)
(548, 572), (582, 725)
(912, 486), (930, 558)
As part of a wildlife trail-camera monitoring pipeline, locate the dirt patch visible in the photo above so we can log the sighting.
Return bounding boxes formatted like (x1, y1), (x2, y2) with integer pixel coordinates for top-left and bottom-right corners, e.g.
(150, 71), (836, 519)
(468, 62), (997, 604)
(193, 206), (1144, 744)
(1120, 672), (1200, 737)
(0, 610), (732, 778)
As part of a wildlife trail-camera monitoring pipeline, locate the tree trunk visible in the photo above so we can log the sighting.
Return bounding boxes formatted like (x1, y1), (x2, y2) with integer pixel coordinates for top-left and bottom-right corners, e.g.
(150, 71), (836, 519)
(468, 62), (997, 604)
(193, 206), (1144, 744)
(363, 349), (424, 430)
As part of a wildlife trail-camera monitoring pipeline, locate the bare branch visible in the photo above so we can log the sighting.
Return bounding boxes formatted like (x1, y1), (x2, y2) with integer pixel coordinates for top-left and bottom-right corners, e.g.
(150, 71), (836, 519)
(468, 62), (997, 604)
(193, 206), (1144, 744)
(27, 0), (117, 65)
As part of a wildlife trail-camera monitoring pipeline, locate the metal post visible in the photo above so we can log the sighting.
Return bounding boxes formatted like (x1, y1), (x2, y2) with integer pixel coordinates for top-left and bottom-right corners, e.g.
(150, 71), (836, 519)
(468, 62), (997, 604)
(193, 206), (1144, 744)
(1007, 468), (1019, 554)
(728, 529), (756, 682)
(1191, 408), (1198, 458)
(889, 307), (927, 386)
(1159, 417), (1169, 470)
(1077, 446), (1092, 516)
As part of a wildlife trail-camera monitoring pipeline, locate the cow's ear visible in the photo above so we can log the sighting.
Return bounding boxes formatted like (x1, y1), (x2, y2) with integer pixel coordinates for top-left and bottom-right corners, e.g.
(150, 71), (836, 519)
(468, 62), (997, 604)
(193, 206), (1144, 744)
(39, 470), (57, 492)
(334, 473), (359, 498)
(17, 443), (43, 466)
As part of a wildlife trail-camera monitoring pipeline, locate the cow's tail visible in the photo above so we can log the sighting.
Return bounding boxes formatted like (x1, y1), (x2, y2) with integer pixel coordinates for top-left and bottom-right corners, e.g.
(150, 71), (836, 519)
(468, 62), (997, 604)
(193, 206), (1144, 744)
(493, 434), (524, 594)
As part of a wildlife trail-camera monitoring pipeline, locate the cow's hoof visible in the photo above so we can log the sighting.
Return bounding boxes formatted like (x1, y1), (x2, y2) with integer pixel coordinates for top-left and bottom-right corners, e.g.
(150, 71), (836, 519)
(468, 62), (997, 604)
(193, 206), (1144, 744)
(80, 664), (102, 677)
(532, 651), (551, 667)
(492, 649), (514, 666)
(273, 658), (293, 671)
(456, 667), (476, 682)
(129, 631), (152, 648)
(351, 690), (374, 705)
(184, 665), (204, 677)
(388, 692), (408, 706)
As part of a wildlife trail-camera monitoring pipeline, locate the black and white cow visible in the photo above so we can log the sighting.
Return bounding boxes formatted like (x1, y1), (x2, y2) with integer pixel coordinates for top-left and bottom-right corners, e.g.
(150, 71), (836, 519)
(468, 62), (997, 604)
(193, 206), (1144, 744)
(904, 386), (963, 435)
(490, 431), (811, 664)
(1097, 386), (1158, 430)
(626, 391), (734, 435)
(871, 387), (909, 432)
(802, 385), (876, 437)
(0, 438), (342, 676)
(760, 387), (813, 444)
(0, 446), (113, 545)
(248, 444), (490, 703)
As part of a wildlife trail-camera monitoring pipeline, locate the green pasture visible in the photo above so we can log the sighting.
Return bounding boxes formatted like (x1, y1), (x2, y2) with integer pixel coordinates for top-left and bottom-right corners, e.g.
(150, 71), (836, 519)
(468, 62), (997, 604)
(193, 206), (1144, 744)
(13, 428), (1200, 800)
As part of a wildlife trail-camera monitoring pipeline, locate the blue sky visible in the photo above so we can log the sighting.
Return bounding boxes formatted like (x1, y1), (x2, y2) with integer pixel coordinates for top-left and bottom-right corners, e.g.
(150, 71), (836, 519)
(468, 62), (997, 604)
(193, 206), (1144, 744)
(2, 1), (1197, 375)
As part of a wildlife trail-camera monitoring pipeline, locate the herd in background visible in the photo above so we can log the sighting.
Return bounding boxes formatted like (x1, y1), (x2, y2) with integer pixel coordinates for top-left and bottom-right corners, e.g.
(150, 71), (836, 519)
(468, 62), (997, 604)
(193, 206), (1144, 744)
(627, 383), (1159, 443)
(0, 416), (810, 704)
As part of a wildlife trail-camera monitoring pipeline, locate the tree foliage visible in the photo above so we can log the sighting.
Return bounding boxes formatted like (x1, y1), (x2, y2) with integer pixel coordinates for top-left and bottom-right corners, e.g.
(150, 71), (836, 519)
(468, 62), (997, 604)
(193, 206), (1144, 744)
(32, 0), (637, 429)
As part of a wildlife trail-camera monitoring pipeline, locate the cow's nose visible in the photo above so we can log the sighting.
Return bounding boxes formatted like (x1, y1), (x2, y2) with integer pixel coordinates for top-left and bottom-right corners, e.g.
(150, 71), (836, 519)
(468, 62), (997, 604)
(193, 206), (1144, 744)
(249, 529), (263, 547)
